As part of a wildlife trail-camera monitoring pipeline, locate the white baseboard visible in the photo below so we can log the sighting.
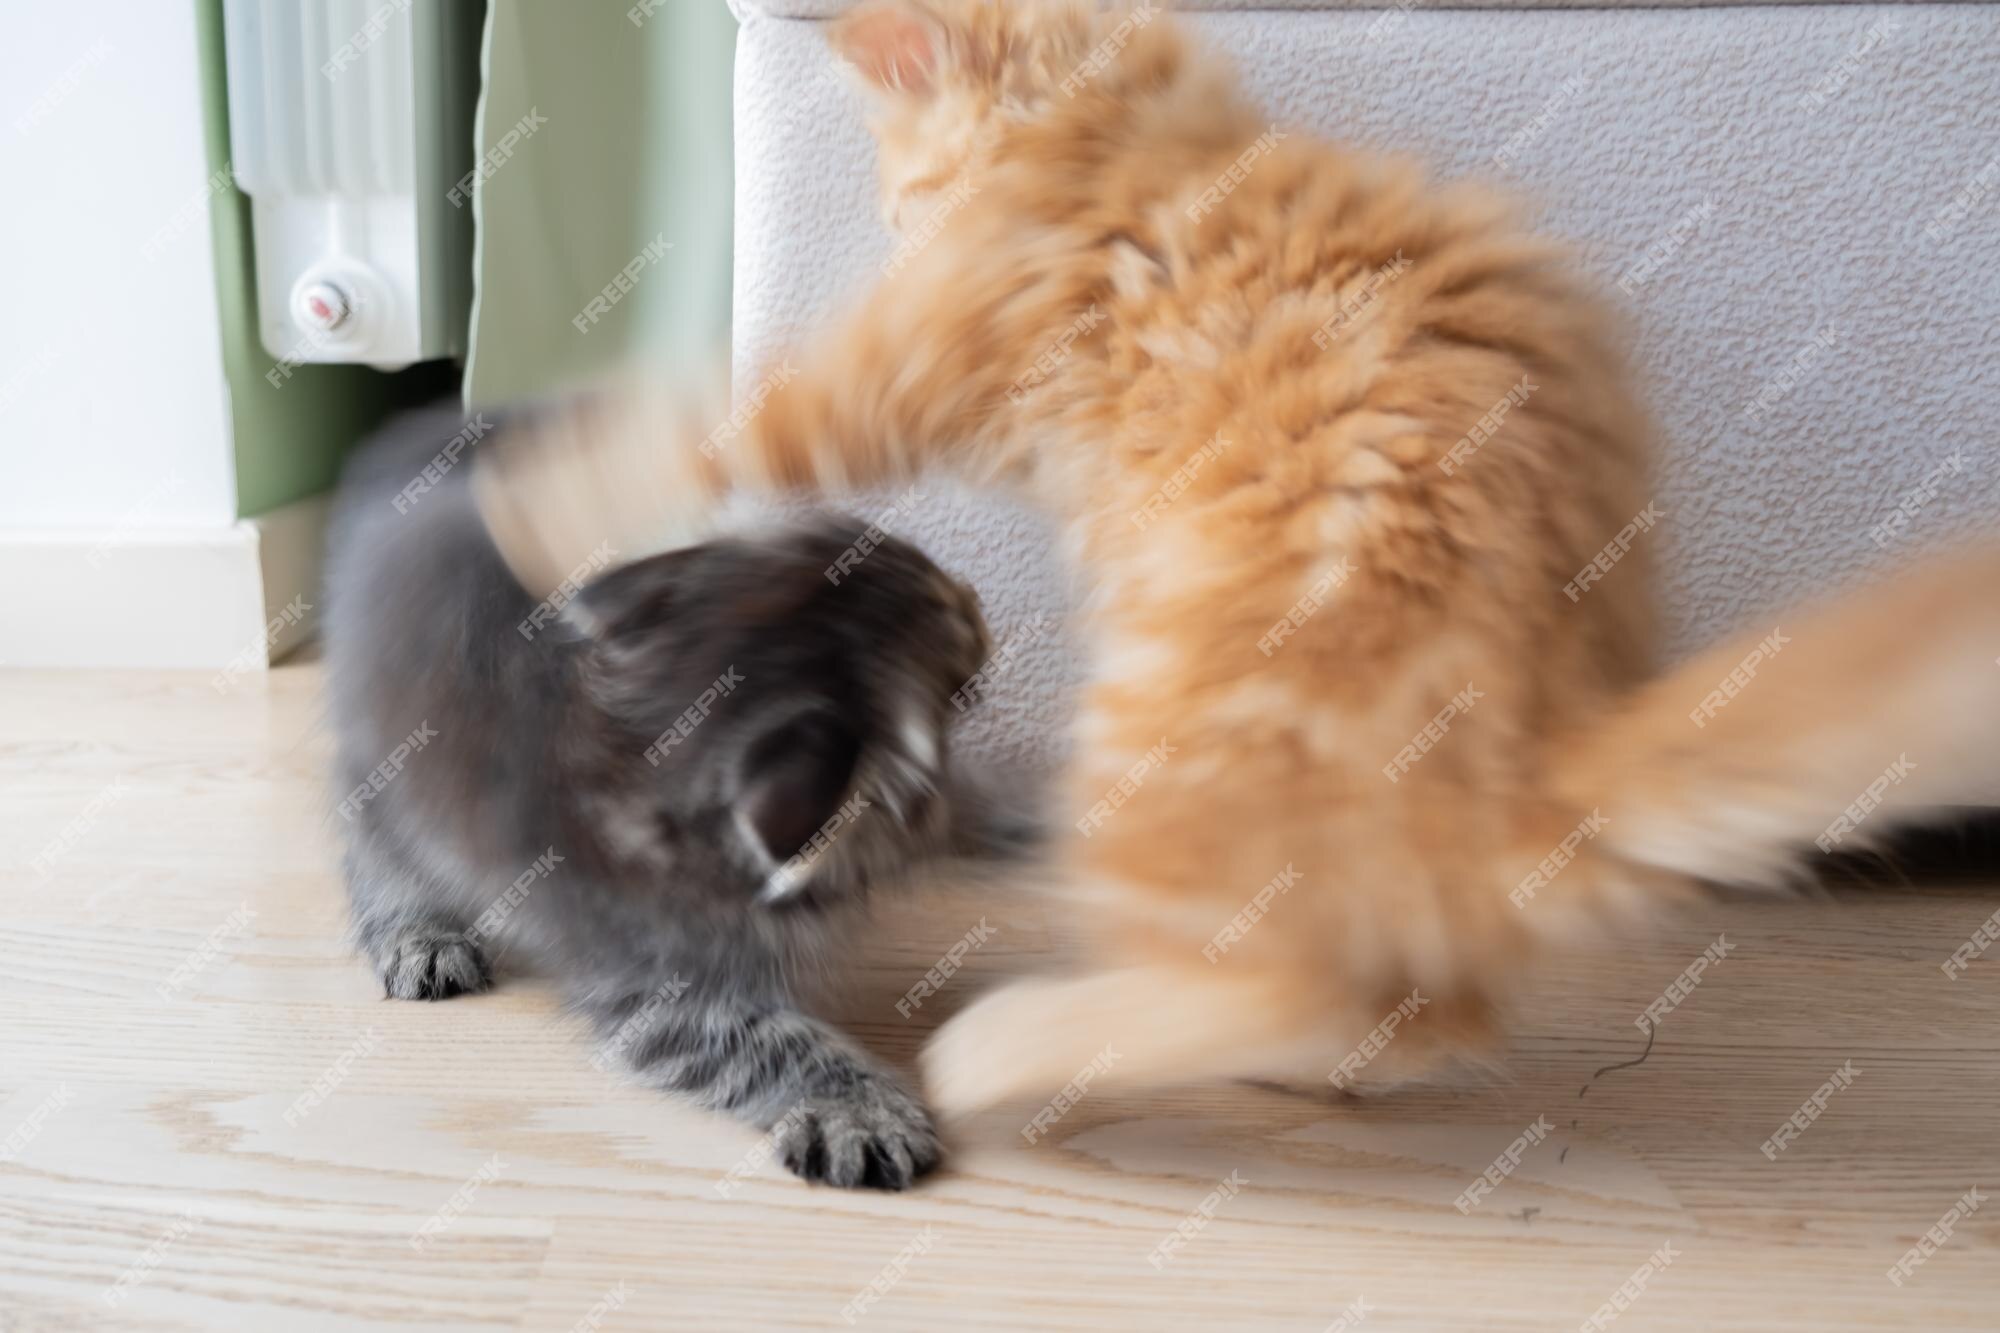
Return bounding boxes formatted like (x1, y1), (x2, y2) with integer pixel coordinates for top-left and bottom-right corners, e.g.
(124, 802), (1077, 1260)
(0, 494), (329, 671)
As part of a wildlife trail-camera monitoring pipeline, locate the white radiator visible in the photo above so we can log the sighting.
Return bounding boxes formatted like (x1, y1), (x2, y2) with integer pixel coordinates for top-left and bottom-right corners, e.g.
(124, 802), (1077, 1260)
(221, 0), (482, 371)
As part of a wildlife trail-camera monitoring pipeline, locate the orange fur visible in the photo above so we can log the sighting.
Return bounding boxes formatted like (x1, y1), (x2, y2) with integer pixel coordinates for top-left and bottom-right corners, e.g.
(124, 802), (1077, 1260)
(471, 1), (2000, 1121)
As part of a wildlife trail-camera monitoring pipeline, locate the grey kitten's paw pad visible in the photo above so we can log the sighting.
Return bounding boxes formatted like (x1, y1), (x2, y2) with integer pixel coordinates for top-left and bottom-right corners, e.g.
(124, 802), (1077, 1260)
(775, 1079), (943, 1190)
(380, 933), (492, 1001)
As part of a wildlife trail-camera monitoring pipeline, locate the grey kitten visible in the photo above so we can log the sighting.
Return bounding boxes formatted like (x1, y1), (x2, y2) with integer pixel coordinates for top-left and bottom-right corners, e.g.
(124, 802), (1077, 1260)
(323, 402), (996, 1190)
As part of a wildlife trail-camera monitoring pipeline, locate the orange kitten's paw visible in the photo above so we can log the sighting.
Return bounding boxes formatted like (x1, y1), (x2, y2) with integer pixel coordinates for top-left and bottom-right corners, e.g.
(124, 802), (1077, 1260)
(922, 966), (1237, 1121)
(469, 374), (731, 597)
(921, 973), (1135, 1120)
(920, 985), (1042, 1120)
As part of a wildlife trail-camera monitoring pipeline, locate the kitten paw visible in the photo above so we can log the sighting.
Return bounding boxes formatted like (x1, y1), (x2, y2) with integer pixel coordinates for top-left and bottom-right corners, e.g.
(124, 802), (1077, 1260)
(379, 932), (492, 1001)
(775, 1077), (942, 1191)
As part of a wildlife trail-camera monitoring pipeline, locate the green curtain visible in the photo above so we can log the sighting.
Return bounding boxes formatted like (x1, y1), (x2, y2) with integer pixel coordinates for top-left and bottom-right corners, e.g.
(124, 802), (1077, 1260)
(464, 0), (737, 406)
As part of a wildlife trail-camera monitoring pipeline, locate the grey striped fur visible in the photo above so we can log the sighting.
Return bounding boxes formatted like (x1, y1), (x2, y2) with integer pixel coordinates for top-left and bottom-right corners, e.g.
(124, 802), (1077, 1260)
(323, 402), (1007, 1189)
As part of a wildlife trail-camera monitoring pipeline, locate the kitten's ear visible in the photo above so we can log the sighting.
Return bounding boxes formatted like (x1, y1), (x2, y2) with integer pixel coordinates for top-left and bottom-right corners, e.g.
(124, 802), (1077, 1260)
(560, 551), (694, 640)
(736, 709), (864, 889)
(830, 1), (943, 97)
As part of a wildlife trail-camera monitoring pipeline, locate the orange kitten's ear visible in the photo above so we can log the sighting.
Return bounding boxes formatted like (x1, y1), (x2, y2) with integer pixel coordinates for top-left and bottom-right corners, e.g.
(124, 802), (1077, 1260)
(830, 1), (943, 96)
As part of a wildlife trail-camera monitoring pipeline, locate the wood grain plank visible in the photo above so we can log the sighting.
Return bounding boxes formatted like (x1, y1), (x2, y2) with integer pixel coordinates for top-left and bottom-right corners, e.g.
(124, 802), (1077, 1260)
(0, 664), (1994, 1331)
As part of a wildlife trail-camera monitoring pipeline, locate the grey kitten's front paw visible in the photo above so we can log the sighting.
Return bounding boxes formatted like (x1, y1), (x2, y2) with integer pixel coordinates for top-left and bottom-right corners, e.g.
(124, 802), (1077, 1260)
(379, 931), (491, 1001)
(775, 1075), (943, 1190)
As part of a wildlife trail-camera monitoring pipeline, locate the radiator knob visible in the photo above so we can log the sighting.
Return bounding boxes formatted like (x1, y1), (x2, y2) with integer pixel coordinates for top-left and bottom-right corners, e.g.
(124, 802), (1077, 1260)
(293, 281), (350, 333)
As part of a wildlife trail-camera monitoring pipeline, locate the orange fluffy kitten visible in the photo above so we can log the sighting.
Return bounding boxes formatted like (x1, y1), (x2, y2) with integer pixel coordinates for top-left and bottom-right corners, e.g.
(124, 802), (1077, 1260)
(474, 0), (2000, 1121)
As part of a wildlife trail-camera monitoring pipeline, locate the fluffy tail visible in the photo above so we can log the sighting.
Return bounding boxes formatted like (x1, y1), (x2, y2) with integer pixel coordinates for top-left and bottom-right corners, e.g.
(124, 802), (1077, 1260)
(1550, 544), (2000, 889)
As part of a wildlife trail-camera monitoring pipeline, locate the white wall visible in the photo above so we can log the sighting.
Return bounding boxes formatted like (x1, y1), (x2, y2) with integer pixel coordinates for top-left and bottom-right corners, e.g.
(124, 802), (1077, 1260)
(0, 1), (235, 533)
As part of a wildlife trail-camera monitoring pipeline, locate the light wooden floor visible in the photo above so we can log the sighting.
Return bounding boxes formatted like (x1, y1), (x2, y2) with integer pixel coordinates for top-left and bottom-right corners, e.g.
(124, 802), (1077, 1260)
(2, 662), (1996, 1331)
